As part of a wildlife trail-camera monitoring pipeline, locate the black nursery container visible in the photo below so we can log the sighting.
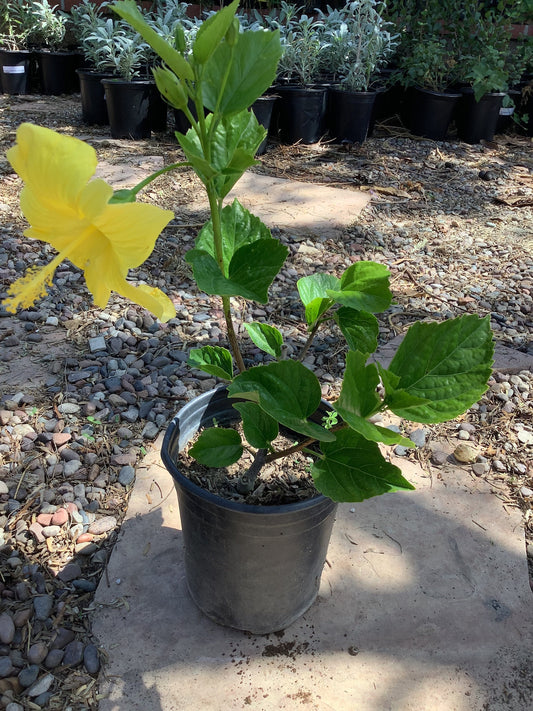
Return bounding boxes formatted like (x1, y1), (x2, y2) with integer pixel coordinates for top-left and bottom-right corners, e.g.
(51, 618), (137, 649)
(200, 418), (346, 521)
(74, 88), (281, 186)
(161, 386), (337, 634)
(0, 49), (32, 94)
(456, 89), (506, 144)
(274, 85), (327, 144)
(403, 87), (461, 141)
(101, 78), (152, 139)
(77, 69), (114, 125)
(328, 87), (377, 144)
(251, 94), (277, 154)
(37, 50), (83, 95)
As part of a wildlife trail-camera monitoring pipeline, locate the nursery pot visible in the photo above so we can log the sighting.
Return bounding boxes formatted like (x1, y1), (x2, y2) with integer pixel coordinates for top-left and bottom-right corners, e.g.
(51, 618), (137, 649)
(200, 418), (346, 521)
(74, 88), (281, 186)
(402, 87), (461, 141)
(274, 85), (327, 144)
(456, 89), (506, 144)
(0, 49), (31, 94)
(149, 82), (167, 132)
(101, 78), (151, 140)
(251, 94), (277, 155)
(37, 50), (83, 95)
(77, 69), (114, 125)
(161, 386), (338, 634)
(328, 87), (377, 144)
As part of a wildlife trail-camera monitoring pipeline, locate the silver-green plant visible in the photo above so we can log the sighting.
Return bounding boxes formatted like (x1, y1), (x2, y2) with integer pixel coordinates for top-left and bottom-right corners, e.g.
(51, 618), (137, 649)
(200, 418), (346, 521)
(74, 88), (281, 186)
(30, 0), (68, 51)
(0, 0), (35, 50)
(319, 1), (398, 91)
(110, 0), (493, 504)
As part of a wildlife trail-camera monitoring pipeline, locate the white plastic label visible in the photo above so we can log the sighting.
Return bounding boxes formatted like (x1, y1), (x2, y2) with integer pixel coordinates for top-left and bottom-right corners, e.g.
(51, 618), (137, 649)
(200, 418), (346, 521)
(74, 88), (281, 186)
(3, 65), (25, 74)
(499, 107), (514, 116)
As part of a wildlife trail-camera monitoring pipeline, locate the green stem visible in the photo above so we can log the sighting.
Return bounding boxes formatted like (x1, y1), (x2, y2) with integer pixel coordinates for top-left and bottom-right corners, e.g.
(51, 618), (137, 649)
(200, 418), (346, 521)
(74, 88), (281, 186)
(265, 423), (348, 463)
(110, 161), (191, 202)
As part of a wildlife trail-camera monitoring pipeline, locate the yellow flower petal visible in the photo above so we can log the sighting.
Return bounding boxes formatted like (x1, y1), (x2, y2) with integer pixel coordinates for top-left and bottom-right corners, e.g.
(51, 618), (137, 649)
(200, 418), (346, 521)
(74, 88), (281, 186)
(2, 249), (67, 313)
(93, 202), (174, 270)
(8, 124), (97, 211)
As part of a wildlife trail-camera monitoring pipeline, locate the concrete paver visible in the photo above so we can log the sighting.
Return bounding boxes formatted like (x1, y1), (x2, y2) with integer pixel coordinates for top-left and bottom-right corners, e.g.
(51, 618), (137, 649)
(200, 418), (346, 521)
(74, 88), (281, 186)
(93, 437), (533, 711)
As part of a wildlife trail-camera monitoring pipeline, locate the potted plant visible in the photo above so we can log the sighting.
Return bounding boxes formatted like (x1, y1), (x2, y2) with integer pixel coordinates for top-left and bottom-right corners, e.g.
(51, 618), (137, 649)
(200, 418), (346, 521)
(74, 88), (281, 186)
(319, 0), (398, 144)
(30, 0), (82, 95)
(264, 2), (328, 144)
(3, 0), (495, 635)
(71, 0), (117, 125)
(453, 5), (513, 143)
(0, 0), (35, 94)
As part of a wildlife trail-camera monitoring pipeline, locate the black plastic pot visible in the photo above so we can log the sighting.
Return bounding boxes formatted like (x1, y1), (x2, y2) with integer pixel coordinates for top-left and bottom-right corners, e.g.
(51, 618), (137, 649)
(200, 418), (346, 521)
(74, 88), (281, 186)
(77, 69), (114, 125)
(0, 49), (31, 94)
(101, 78), (151, 140)
(456, 89), (506, 144)
(328, 87), (377, 144)
(149, 82), (167, 132)
(402, 87), (461, 141)
(274, 85), (327, 144)
(161, 386), (337, 634)
(37, 50), (83, 95)
(251, 94), (277, 155)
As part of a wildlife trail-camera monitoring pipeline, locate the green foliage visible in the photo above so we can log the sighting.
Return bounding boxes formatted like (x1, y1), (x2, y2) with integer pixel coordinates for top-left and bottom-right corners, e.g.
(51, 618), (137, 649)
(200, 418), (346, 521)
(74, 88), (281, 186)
(115, 1), (495, 505)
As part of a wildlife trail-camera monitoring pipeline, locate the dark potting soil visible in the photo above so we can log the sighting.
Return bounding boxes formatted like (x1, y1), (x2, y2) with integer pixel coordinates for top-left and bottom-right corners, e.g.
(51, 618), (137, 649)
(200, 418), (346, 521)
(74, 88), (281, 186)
(178, 425), (320, 506)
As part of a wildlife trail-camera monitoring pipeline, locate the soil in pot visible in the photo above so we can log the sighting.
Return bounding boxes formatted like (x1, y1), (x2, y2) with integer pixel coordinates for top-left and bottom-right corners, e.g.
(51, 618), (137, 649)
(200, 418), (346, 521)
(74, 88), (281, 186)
(161, 386), (337, 634)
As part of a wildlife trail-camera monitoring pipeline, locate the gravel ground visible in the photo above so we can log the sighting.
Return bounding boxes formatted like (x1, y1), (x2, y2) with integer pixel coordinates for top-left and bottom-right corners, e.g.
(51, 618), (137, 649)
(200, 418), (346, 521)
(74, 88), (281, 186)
(0, 94), (532, 710)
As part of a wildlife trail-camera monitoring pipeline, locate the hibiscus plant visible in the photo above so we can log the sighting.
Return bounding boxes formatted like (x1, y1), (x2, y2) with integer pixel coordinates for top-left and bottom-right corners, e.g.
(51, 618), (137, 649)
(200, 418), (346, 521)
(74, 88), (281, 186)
(3, 0), (494, 504)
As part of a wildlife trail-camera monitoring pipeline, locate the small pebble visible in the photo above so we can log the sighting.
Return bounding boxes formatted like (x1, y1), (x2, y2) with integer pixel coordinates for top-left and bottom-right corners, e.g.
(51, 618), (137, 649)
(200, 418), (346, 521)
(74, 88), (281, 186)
(44, 648), (64, 669)
(17, 665), (40, 688)
(26, 672), (54, 698)
(63, 639), (84, 667)
(83, 644), (100, 674)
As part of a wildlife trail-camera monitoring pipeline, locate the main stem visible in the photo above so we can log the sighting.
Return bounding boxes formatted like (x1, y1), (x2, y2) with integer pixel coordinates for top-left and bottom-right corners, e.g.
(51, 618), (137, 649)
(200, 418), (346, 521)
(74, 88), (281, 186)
(206, 184), (246, 374)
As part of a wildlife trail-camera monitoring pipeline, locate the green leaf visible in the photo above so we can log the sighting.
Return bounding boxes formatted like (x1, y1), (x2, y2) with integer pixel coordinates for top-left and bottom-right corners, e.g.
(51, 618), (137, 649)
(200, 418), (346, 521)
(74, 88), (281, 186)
(178, 112), (265, 199)
(334, 307), (379, 354)
(333, 351), (415, 448)
(327, 261), (392, 313)
(193, 0), (239, 65)
(386, 314), (494, 423)
(202, 29), (282, 115)
(311, 429), (415, 503)
(186, 200), (288, 303)
(232, 401), (279, 449)
(112, 1), (194, 81)
(186, 239), (288, 303)
(195, 199), (271, 272)
(297, 273), (339, 326)
(244, 322), (283, 358)
(228, 361), (335, 442)
(189, 427), (243, 467)
(187, 346), (233, 380)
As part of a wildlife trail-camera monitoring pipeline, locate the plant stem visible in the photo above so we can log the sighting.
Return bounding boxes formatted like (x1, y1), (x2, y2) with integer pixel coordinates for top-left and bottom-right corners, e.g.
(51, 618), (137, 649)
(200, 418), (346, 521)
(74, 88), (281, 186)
(123, 161), (191, 198)
(237, 448), (267, 493)
(265, 423), (348, 463)
(298, 321), (320, 362)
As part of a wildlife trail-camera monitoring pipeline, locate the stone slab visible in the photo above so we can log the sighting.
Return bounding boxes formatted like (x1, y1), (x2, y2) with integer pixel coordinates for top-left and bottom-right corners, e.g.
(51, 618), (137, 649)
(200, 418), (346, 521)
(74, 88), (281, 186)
(226, 172), (370, 237)
(93, 438), (533, 711)
(94, 156), (164, 190)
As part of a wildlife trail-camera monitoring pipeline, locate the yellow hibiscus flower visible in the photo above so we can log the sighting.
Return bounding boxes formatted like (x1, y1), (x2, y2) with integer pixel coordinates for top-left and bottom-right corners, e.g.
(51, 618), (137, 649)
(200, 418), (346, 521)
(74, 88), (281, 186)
(3, 123), (175, 322)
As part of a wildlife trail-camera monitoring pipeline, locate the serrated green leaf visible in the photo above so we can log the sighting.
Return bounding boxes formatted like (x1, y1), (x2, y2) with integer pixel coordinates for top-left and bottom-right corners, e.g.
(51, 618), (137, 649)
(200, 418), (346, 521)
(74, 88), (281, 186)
(185, 239), (288, 303)
(386, 314), (494, 423)
(327, 261), (392, 313)
(187, 346), (233, 380)
(297, 273), (339, 325)
(333, 351), (415, 448)
(228, 361), (335, 442)
(196, 199), (272, 272)
(202, 29), (282, 115)
(192, 0), (239, 65)
(334, 307), (379, 353)
(189, 427), (243, 467)
(311, 428), (415, 503)
(177, 128), (218, 183)
(232, 401), (279, 449)
(244, 322), (283, 358)
(112, 1), (194, 81)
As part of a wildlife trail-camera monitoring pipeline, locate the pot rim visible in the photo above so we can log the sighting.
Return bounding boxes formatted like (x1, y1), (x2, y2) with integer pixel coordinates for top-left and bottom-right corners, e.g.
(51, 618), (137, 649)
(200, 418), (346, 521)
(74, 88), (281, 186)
(161, 386), (334, 516)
